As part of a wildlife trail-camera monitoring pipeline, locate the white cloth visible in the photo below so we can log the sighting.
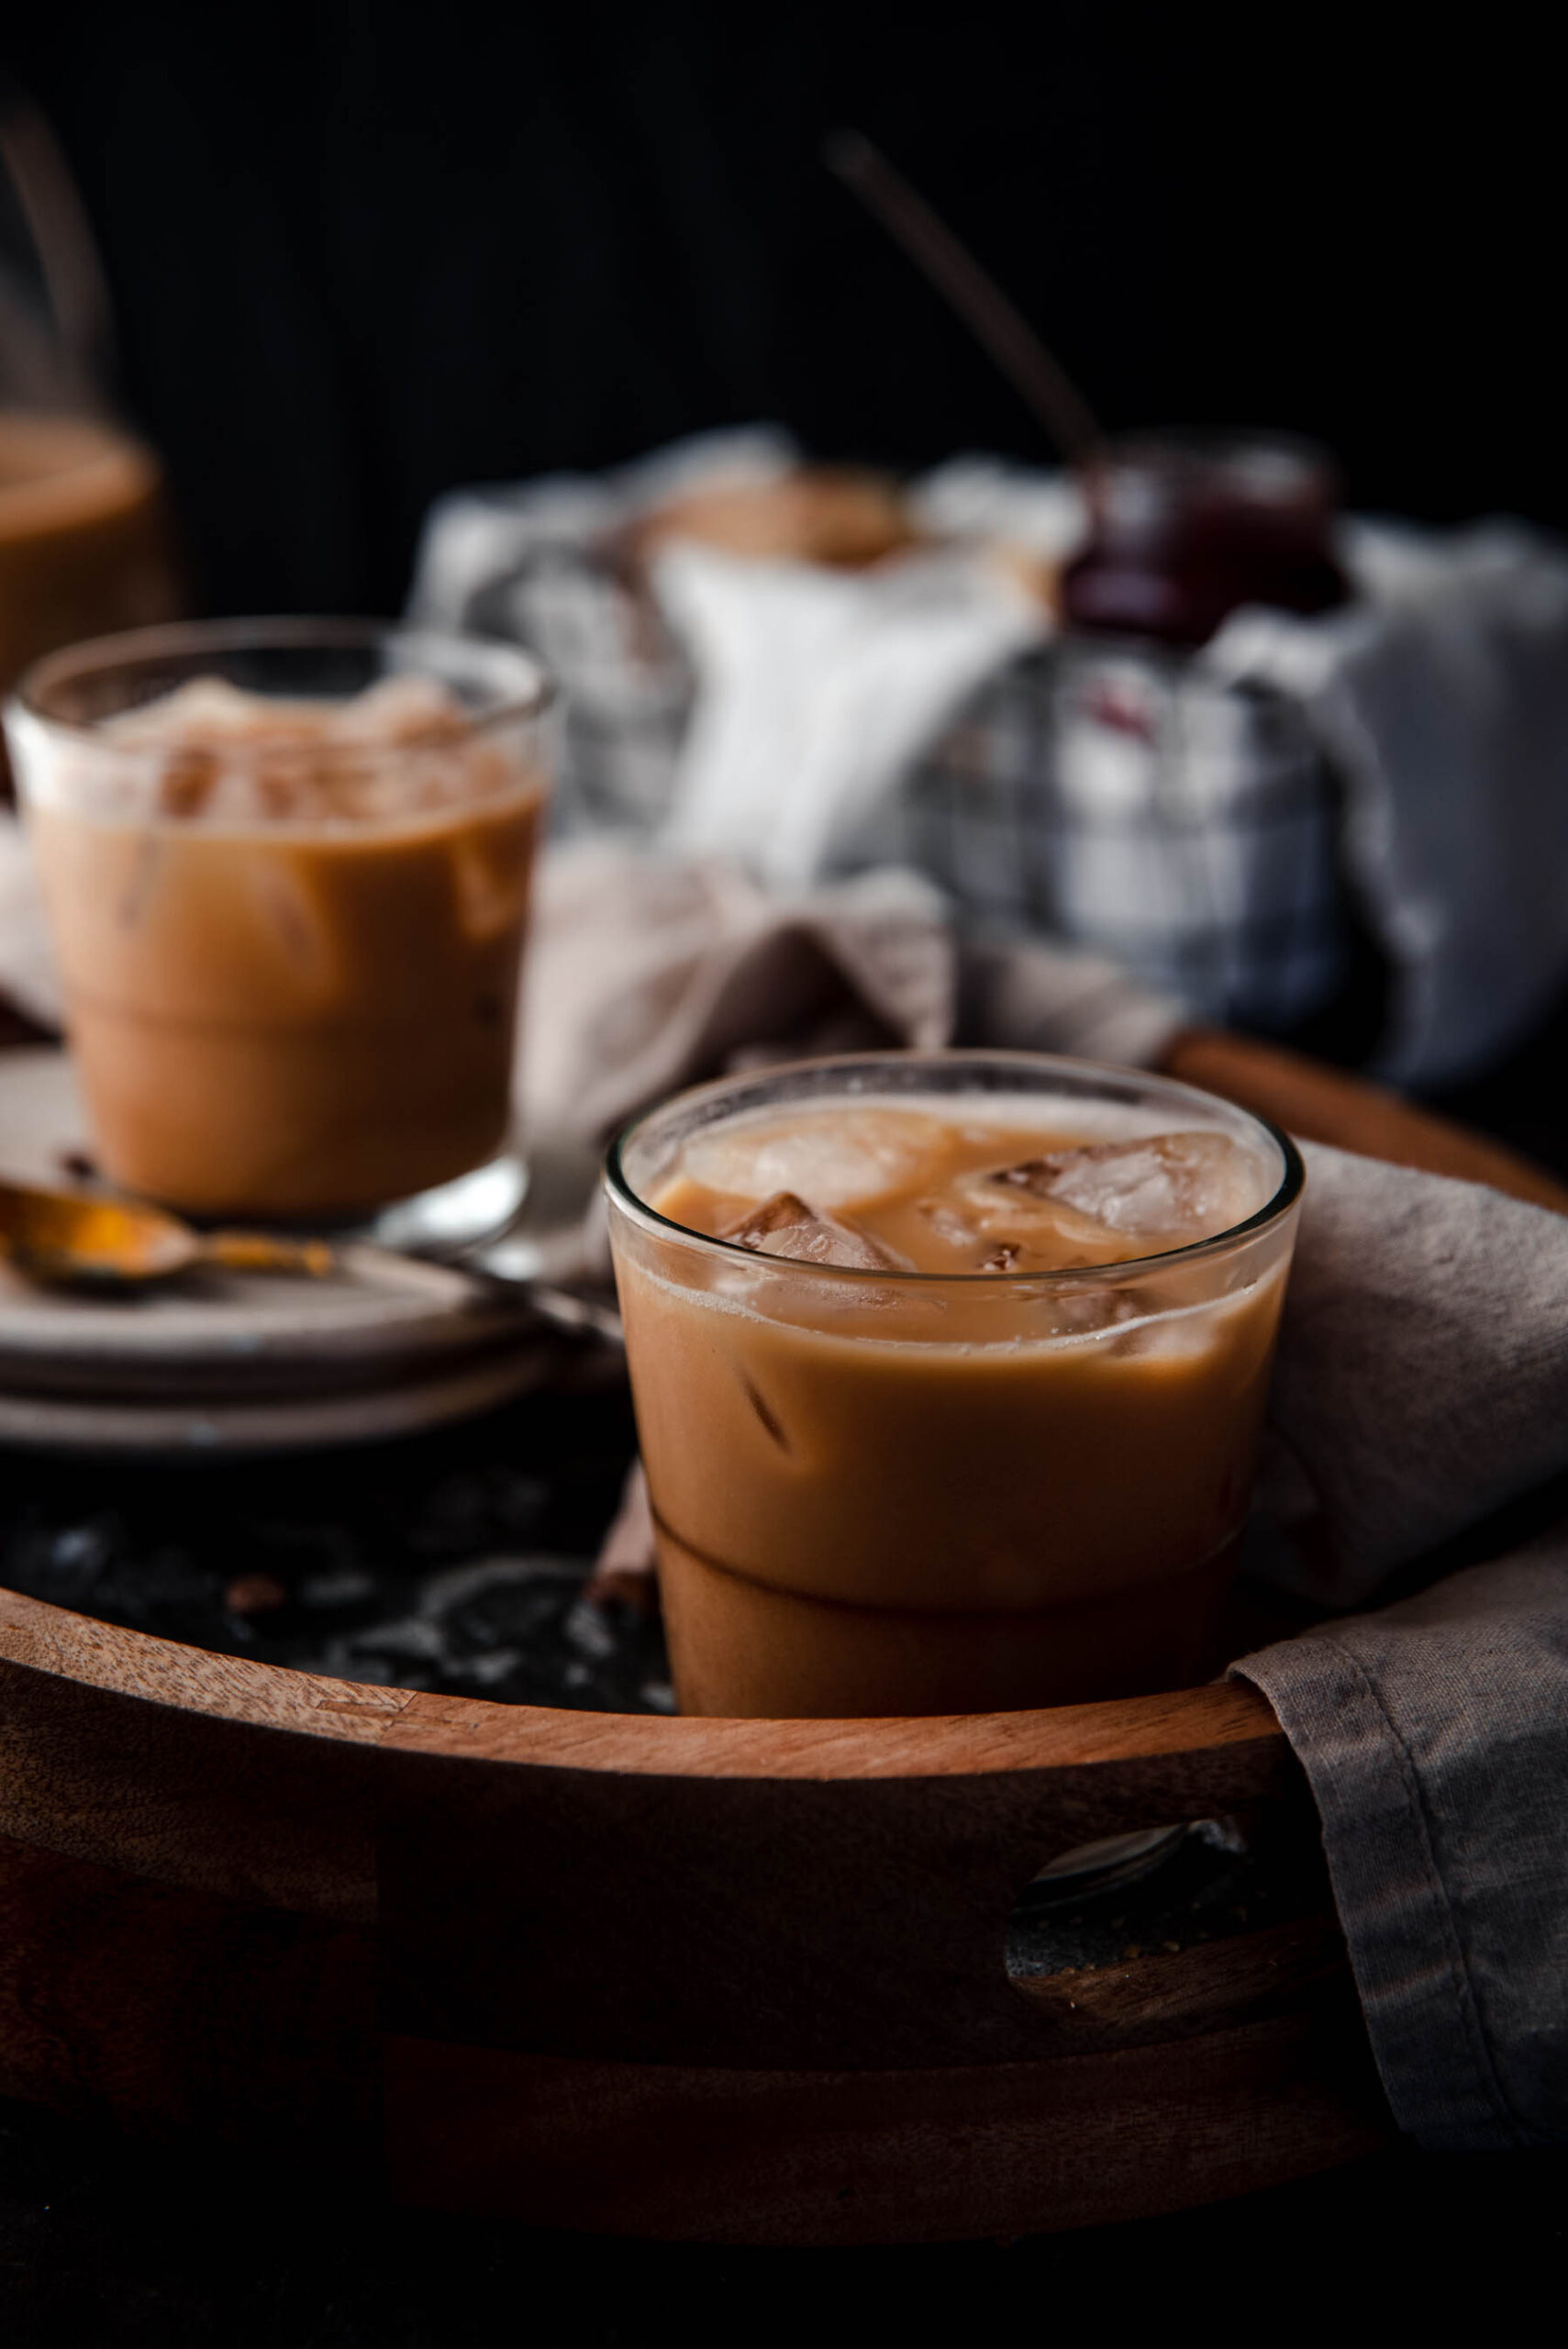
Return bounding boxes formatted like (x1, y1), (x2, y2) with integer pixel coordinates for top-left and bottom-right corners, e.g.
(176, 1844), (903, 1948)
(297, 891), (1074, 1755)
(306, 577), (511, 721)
(653, 540), (1044, 890)
(413, 429), (1568, 1088)
(659, 505), (1568, 1086)
(0, 813), (56, 1031)
(1207, 520), (1568, 1086)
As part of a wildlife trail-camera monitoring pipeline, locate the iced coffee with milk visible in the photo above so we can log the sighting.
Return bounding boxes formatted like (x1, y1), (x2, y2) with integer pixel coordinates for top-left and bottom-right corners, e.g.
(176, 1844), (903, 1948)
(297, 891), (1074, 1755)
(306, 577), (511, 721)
(6, 623), (551, 1223)
(606, 1053), (1302, 1718)
(0, 411), (181, 696)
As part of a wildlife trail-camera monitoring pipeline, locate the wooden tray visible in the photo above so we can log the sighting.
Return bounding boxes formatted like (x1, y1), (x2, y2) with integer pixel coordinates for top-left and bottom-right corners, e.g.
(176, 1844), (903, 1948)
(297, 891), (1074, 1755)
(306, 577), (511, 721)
(10, 1028), (1560, 2241)
(0, 1585), (1392, 2243)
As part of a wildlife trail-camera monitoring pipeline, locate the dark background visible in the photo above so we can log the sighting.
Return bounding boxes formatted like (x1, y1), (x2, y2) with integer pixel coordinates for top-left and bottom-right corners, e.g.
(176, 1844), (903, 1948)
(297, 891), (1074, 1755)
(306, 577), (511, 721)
(6, 17), (1568, 2320)
(8, 3), (1566, 616)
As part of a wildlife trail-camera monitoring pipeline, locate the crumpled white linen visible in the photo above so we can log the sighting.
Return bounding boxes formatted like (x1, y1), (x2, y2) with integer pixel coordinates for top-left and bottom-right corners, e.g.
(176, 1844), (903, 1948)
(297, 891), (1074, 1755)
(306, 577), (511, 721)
(413, 429), (1568, 1089)
(652, 538), (1043, 889)
(1207, 518), (1568, 1086)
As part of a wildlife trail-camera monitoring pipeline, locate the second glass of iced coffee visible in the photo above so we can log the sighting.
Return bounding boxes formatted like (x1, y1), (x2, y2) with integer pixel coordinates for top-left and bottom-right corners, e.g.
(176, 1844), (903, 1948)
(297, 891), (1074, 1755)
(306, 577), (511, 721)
(607, 1052), (1303, 1718)
(6, 619), (552, 1242)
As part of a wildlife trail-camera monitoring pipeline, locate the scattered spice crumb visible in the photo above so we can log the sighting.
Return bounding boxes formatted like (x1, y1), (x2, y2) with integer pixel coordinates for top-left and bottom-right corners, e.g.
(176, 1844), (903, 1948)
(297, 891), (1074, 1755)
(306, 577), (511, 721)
(224, 1572), (288, 1616)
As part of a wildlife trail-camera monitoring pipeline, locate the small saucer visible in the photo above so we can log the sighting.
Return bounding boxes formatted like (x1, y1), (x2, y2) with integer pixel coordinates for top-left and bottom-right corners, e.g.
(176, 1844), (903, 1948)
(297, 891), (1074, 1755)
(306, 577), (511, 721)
(0, 1046), (561, 1452)
(0, 1333), (554, 1455)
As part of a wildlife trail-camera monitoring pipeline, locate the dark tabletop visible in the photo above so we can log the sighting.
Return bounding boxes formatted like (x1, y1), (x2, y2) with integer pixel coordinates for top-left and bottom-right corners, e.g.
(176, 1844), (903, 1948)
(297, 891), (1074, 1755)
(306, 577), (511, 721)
(4, 2098), (1566, 2343)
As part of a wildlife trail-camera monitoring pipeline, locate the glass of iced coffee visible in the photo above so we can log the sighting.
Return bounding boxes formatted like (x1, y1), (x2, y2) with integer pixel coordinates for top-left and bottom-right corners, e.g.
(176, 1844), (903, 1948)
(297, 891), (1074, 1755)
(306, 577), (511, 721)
(606, 1052), (1303, 1718)
(5, 619), (552, 1241)
(0, 412), (182, 705)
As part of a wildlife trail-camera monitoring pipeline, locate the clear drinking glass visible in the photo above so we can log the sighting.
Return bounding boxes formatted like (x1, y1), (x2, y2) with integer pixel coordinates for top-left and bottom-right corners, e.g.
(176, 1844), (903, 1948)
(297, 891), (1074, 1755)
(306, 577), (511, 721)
(606, 1050), (1303, 1719)
(1, 86), (183, 710)
(5, 618), (554, 1247)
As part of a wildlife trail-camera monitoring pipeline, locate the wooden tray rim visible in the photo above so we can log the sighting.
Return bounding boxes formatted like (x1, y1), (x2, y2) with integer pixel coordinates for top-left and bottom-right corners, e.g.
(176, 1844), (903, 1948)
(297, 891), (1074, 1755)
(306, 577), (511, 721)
(0, 1580), (1283, 1781)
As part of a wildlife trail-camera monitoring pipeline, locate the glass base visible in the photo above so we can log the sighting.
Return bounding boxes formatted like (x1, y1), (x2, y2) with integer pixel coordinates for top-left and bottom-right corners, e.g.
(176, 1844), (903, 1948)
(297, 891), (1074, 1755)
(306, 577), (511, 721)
(356, 1144), (529, 1259)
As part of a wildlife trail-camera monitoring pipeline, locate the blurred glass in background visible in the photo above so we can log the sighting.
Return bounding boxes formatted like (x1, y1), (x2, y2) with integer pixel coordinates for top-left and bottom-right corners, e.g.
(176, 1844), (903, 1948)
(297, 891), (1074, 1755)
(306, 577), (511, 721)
(0, 77), (183, 718)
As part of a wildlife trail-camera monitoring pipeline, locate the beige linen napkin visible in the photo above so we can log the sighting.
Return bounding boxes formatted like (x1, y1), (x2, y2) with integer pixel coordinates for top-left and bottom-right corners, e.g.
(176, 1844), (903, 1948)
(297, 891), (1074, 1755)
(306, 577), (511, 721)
(1229, 1146), (1568, 2153)
(517, 837), (1181, 1151)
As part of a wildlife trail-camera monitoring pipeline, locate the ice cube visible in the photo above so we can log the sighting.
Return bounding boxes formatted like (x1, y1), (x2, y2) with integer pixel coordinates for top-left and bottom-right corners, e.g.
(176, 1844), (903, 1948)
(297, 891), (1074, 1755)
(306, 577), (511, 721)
(984, 1131), (1262, 1241)
(720, 1191), (907, 1271)
(917, 1195), (982, 1251)
(110, 677), (281, 746)
(450, 825), (534, 941)
(1053, 1286), (1156, 1337)
(683, 1107), (946, 1208)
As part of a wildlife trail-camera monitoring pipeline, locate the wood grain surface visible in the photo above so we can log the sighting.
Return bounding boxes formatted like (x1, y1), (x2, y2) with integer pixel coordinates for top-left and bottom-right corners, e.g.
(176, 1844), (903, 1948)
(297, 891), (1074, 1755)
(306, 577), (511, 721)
(384, 1997), (1386, 2242)
(1162, 1026), (1568, 1213)
(0, 1579), (1393, 2236)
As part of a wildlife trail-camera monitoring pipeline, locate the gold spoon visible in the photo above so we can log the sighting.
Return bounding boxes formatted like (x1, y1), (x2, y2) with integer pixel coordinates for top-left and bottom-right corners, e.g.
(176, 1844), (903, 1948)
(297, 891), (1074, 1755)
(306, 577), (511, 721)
(0, 1174), (623, 1343)
(0, 1176), (333, 1286)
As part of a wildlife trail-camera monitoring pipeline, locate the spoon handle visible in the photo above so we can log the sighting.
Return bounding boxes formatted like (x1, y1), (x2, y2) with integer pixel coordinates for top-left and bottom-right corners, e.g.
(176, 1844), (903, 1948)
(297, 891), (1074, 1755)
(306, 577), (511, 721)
(464, 1264), (625, 1348)
(202, 1227), (625, 1347)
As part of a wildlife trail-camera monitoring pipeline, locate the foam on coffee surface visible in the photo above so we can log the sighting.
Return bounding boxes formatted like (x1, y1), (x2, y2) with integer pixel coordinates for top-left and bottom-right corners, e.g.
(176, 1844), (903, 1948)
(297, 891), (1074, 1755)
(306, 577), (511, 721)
(34, 674), (530, 826)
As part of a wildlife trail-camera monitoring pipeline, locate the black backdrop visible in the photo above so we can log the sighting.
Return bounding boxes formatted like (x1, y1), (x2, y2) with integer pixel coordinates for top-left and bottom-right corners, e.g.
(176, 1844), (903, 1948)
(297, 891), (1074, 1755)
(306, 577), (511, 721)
(8, 3), (1565, 616)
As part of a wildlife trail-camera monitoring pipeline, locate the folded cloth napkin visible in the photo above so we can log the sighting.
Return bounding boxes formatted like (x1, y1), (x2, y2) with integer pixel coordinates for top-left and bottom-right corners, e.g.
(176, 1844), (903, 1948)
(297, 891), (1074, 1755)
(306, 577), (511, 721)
(1237, 1542), (1568, 2154)
(1207, 520), (1568, 1086)
(517, 839), (1181, 1150)
(1232, 1145), (1568, 2151)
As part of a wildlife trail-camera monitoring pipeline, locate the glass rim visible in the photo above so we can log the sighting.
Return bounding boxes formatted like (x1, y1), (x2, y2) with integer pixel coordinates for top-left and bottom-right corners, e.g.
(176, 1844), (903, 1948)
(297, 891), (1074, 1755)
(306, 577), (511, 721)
(1091, 425), (1340, 491)
(604, 1048), (1306, 1286)
(7, 614), (556, 762)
